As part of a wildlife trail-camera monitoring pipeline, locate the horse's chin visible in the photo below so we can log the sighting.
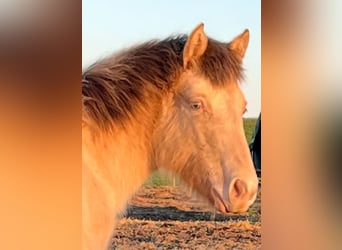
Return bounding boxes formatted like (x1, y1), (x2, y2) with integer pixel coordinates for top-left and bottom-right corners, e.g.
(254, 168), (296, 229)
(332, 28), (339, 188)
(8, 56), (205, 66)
(211, 188), (229, 213)
(211, 188), (251, 214)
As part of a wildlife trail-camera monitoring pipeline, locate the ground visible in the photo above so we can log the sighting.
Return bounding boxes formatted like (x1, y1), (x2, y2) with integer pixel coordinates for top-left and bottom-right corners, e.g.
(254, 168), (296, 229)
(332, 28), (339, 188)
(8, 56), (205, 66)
(110, 183), (261, 250)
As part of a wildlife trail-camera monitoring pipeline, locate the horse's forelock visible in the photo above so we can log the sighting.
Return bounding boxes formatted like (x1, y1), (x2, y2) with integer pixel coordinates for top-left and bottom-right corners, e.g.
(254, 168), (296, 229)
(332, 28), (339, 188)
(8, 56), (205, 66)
(199, 38), (245, 85)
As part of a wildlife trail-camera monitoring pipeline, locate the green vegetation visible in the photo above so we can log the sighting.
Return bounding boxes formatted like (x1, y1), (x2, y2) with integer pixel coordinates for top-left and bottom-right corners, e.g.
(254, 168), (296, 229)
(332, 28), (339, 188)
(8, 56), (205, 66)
(144, 171), (174, 186)
(145, 118), (258, 186)
(243, 118), (258, 144)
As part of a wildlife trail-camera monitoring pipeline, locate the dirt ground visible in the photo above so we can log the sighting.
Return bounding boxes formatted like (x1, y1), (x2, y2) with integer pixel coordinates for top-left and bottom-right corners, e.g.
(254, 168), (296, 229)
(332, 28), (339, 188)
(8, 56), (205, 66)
(111, 183), (261, 249)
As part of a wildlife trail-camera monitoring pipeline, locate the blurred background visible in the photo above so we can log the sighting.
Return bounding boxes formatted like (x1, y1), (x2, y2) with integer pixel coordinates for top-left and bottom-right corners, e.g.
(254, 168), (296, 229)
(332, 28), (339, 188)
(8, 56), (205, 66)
(0, 0), (341, 249)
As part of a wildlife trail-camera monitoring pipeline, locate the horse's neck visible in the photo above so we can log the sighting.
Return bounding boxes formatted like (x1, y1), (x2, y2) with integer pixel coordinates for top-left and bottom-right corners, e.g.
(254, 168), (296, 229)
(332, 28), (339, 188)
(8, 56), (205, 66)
(82, 125), (153, 249)
(83, 125), (152, 211)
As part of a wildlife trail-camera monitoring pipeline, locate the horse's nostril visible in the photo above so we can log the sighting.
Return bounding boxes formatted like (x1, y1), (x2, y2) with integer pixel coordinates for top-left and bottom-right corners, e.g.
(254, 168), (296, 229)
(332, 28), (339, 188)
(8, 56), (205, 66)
(230, 178), (248, 200)
(227, 177), (258, 212)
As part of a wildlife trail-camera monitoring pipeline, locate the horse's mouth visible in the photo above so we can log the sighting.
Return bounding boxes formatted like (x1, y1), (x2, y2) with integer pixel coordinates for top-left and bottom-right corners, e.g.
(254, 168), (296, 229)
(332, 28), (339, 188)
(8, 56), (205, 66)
(212, 188), (230, 213)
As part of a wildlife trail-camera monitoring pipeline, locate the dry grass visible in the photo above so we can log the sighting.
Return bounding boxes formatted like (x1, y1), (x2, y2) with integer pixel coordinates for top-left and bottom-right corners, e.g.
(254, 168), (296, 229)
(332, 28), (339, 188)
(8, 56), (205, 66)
(111, 184), (261, 249)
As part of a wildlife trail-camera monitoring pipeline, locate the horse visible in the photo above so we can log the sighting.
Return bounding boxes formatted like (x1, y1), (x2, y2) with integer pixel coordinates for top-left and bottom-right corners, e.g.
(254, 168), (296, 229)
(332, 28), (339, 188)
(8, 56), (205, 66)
(82, 23), (258, 250)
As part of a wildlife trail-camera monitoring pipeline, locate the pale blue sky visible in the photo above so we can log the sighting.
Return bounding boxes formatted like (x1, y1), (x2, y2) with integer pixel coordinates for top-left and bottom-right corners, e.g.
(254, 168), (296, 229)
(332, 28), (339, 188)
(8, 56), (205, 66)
(82, 0), (260, 117)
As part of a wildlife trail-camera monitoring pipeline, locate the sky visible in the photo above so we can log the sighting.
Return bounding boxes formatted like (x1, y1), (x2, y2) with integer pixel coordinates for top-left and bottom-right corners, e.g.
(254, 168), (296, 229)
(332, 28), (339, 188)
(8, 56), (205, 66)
(82, 0), (260, 117)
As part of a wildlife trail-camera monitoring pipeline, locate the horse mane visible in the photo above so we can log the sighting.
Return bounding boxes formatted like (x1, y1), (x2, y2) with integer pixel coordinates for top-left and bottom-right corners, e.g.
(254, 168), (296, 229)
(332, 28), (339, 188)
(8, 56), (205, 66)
(82, 34), (244, 131)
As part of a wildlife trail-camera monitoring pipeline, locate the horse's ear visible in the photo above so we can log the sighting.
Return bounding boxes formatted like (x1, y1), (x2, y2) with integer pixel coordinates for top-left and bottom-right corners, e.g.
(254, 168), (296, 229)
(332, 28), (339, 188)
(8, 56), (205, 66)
(183, 23), (208, 69)
(229, 29), (249, 59)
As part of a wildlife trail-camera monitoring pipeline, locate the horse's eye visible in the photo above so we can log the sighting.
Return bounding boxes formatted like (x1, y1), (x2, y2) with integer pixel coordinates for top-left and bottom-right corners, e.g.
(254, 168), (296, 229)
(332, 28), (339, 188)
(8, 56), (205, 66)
(190, 101), (202, 110)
